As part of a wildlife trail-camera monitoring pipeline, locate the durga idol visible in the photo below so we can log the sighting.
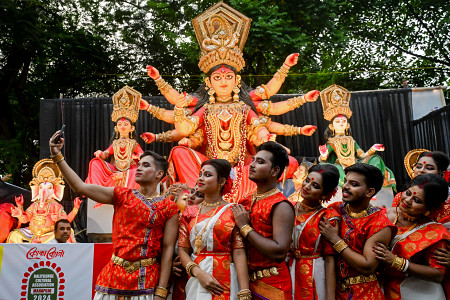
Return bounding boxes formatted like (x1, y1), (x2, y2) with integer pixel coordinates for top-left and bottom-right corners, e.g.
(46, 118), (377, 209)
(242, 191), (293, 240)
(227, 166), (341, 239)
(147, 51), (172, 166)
(141, 2), (319, 201)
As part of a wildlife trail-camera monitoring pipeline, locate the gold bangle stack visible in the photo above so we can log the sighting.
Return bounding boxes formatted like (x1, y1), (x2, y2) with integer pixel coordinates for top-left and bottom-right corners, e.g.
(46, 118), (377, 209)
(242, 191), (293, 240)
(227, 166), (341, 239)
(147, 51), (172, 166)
(333, 239), (348, 254)
(237, 289), (252, 300)
(51, 152), (64, 164)
(240, 224), (254, 238)
(391, 255), (407, 272)
(185, 262), (199, 277)
(154, 77), (173, 95)
(174, 106), (186, 122)
(154, 286), (168, 299)
(72, 208), (79, 215)
(283, 125), (301, 136)
(147, 104), (167, 120)
(274, 64), (290, 83)
(157, 130), (174, 143)
(287, 95), (306, 111)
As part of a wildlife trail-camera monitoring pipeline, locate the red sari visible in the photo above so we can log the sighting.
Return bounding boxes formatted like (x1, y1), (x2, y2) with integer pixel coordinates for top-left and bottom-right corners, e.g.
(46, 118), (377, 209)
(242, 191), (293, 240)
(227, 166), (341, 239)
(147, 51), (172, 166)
(95, 187), (178, 297)
(239, 191), (293, 300)
(383, 222), (449, 300)
(178, 204), (244, 300)
(288, 203), (340, 299)
(329, 202), (396, 300)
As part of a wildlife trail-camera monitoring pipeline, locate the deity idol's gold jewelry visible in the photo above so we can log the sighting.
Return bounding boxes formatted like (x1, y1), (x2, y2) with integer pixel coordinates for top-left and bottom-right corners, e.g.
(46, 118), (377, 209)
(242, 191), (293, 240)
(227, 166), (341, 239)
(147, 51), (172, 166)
(320, 84), (352, 121)
(255, 84), (271, 101)
(287, 96), (306, 111)
(216, 96), (232, 103)
(72, 207), (79, 215)
(240, 224), (254, 238)
(274, 63), (290, 83)
(156, 130), (174, 143)
(173, 106), (187, 123)
(154, 286), (168, 299)
(154, 77), (173, 96)
(283, 125), (302, 136)
(257, 100), (272, 115)
(333, 239), (348, 254)
(233, 75), (241, 102)
(111, 86), (141, 123)
(51, 152), (64, 164)
(147, 104), (167, 120)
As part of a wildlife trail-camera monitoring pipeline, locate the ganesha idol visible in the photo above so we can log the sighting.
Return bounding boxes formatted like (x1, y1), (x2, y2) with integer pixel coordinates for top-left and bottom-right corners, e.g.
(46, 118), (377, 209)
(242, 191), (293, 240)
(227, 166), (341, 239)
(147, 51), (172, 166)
(7, 159), (80, 243)
(85, 86), (143, 208)
(318, 84), (396, 193)
(139, 2), (319, 201)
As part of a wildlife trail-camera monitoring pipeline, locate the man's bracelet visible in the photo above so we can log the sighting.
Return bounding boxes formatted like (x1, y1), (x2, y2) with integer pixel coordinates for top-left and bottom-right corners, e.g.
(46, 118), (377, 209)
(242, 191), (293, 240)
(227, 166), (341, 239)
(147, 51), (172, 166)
(240, 224), (254, 238)
(333, 239), (348, 253)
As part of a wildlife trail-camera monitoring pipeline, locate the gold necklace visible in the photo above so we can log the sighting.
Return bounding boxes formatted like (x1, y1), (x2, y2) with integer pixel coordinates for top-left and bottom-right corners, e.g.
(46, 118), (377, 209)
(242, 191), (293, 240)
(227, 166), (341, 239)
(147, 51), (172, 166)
(394, 210), (419, 233)
(401, 211), (417, 221)
(202, 199), (223, 207)
(299, 200), (322, 212)
(345, 204), (372, 218)
(193, 203), (222, 255)
(250, 188), (280, 214)
(216, 96), (232, 103)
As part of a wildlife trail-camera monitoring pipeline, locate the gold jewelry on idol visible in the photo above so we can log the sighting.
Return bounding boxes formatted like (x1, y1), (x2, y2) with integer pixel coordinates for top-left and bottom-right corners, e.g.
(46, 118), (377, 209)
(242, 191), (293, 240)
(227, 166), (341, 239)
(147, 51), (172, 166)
(193, 2), (251, 73)
(320, 84), (352, 121)
(274, 64), (290, 83)
(233, 75), (241, 102)
(111, 86), (141, 123)
(240, 224), (254, 238)
(155, 77), (173, 96)
(193, 203), (222, 254)
(333, 239), (348, 254)
(154, 286), (168, 299)
(404, 148), (429, 179)
(216, 96), (232, 103)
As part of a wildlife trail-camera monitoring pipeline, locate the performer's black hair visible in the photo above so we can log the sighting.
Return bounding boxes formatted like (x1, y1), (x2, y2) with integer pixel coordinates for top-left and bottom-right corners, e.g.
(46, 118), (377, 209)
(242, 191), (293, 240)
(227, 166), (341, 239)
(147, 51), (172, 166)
(201, 159), (231, 193)
(140, 151), (169, 179)
(408, 174), (448, 211)
(256, 141), (289, 179)
(308, 164), (340, 196)
(417, 151), (450, 175)
(193, 64), (258, 114)
(344, 163), (384, 195)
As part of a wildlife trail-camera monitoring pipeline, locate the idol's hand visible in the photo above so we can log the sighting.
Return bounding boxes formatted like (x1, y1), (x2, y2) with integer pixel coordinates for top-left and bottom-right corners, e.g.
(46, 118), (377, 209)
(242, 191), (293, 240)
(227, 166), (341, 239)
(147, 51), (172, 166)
(175, 92), (189, 108)
(49, 131), (64, 155)
(140, 99), (150, 110)
(319, 144), (328, 157)
(231, 204), (250, 229)
(284, 53), (299, 67)
(94, 150), (104, 159)
(73, 197), (82, 209)
(371, 144), (385, 151)
(434, 247), (450, 267)
(319, 217), (340, 244)
(194, 268), (224, 296)
(373, 242), (395, 265)
(141, 132), (156, 144)
(178, 138), (192, 148)
(1, 174), (11, 182)
(15, 194), (24, 207)
(300, 125), (317, 136)
(11, 206), (23, 218)
(146, 65), (160, 80)
(304, 90), (320, 102)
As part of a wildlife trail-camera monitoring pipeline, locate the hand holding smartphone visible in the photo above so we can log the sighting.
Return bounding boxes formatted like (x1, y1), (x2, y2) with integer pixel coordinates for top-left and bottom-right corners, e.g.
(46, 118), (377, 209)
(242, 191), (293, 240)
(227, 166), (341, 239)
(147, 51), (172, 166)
(54, 125), (66, 143)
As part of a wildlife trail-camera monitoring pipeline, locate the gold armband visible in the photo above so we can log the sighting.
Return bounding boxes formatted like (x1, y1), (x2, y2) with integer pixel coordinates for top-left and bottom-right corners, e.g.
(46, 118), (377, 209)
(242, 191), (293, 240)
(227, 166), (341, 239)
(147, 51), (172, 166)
(274, 64), (290, 83)
(391, 255), (407, 272)
(147, 104), (167, 120)
(240, 224), (254, 238)
(283, 125), (301, 136)
(247, 116), (270, 141)
(156, 130), (174, 143)
(154, 77), (173, 95)
(257, 100), (272, 116)
(185, 262), (199, 277)
(189, 128), (204, 145)
(154, 286), (168, 299)
(287, 95), (306, 111)
(255, 85), (271, 100)
(366, 147), (377, 156)
(333, 239), (348, 253)
(237, 289), (252, 300)
(51, 152), (64, 164)
(72, 207), (79, 215)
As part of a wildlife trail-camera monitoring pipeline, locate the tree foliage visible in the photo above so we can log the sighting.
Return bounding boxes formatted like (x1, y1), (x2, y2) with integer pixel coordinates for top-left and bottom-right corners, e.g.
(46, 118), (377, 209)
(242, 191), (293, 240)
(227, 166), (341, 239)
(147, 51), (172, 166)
(0, 0), (448, 186)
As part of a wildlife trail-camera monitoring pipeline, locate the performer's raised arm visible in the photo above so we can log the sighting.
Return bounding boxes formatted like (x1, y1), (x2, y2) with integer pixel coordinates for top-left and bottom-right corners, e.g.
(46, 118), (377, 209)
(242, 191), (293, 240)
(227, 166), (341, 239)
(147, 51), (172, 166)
(49, 131), (115, 204)
(146, 66), (198, 107)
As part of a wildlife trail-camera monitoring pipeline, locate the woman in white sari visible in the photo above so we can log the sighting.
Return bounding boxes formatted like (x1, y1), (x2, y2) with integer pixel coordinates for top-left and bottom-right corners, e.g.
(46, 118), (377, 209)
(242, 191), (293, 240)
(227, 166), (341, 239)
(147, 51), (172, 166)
(178, 159), (250, 300)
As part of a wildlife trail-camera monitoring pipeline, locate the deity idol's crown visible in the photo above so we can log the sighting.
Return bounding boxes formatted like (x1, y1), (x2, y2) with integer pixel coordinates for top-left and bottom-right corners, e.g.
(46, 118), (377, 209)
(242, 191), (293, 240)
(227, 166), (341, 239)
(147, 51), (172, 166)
(193, 1), (251, 73)
(111, 86), (141, 123)
(404, 148), (429, 179)
(30, 159), (64, 188)
(320, 84), (353, 121)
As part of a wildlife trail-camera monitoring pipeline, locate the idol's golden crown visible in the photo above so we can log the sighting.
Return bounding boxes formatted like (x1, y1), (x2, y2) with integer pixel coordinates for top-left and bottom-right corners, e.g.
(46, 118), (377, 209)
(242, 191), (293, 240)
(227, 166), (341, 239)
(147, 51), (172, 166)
(111, 86), (141, 123)
(30, 159), (64, 187)
(193, 1), (251, 73)
(320, 84), (353, 121)
(404, 149), (429, 179)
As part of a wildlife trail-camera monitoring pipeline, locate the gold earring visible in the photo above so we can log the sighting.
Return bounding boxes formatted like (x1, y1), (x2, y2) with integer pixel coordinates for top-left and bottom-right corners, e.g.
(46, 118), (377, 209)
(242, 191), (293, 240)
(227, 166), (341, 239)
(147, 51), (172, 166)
(424, 211), (430, 217)
(328, 124), (335, 136)
(208, 88), (215, 104)
(233, 75), (241, 102)
(114, 126), (119, 139)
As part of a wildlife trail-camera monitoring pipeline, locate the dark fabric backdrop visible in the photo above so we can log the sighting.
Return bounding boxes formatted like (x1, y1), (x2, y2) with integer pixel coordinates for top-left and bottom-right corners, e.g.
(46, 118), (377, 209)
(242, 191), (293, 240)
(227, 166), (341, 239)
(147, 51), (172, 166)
(40, 88), (419, 238)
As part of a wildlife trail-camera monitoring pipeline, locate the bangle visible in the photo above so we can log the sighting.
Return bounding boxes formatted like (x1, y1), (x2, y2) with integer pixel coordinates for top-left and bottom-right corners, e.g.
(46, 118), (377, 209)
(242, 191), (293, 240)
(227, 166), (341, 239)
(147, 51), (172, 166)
(283, 125), (301, 136)
(51, 152), (64, 164)
(173, 106), (187, 122)
(240, 224), (254, 238)
(403, 259), (409, 272)
(154, 77), (173, 95)
(391, 255), (407, 272)
(154, 286), (168, 299)
(287, 95), (306, 111)
(147, 104), (167, 120)
(185, 262), (199, 277)
(333, 239), (348, 254)
(274, 64), (290, 83)
(72, 208), (79, 215)
(237, 289), (252, 300)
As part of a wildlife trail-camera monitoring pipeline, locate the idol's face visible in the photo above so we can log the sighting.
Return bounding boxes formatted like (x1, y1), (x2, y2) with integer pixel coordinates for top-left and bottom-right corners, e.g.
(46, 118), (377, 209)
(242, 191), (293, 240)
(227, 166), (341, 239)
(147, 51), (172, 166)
(187, 187), (205, 206)
(197, 165), (220, 194)
(249, 150), (277, 183)
(116, 118), (133, 137)
(301, 172), (324, 202)
(413, 157), (439, 177)
(292, 165), (307, 191)
(341, 171), (373, 203)
(332, 115), (348, 135)
(399, 185), (427, 217)
(210, 66), (236, 98)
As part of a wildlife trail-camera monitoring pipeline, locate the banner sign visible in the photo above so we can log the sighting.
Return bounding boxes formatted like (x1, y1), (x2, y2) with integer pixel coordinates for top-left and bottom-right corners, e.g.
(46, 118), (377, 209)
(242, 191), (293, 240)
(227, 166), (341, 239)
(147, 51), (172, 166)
(0, 243), (112, 300)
